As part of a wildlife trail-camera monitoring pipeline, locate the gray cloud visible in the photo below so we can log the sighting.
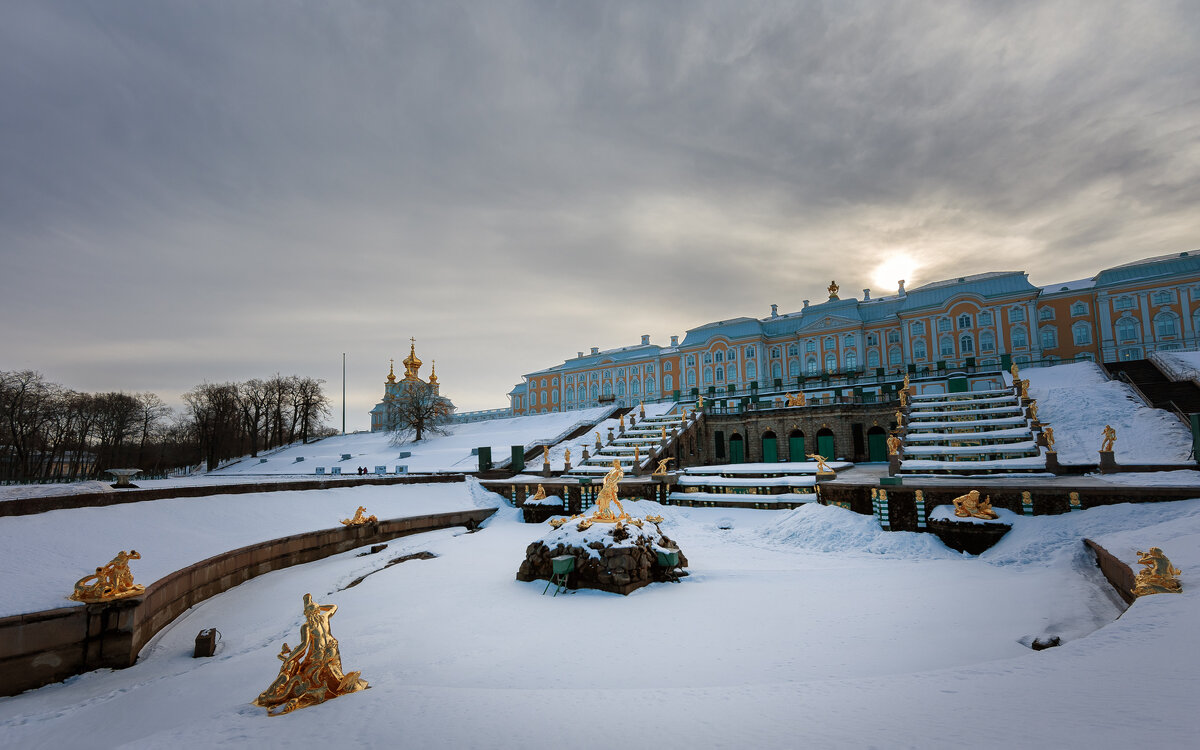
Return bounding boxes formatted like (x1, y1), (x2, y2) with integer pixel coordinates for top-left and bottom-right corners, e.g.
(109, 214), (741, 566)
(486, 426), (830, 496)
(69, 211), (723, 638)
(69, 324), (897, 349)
(2, 1), (1199, 428)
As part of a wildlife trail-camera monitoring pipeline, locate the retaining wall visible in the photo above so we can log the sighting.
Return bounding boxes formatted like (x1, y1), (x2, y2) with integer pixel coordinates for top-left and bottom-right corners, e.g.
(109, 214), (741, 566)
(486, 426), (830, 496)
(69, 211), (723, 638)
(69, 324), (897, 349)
(0, 507), (495, 697)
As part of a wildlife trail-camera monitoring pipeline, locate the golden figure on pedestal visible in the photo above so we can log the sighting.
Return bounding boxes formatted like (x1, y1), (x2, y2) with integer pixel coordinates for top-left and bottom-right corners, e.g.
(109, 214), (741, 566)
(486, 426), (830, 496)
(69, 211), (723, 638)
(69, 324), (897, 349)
(1018, 379), (1030, 399)
(70, 550), (144, 602)
(903, 373), (910, 390)
(898, 389), (908, 408)
(639, 401), (646, 419)
(1010, 361), (1020, 382)
(951, 490), (999, 520)
(886, 433), (902, 456)
(340, 506), (377, 526)
(1101, 424), (1116, 453)
(786, 392), (806, 407)
(1043, 426), (1055, 451)
(619, 414), (625, 430)
(529, 484), (547, 502)
(1029, 400), (1038, 421)
(827, 280), (839, 298)
(697, 395), (705, 409)
(633, 445), (640, 465)
(542, 445), (551, 465)
(805, 453), (833, 474)
(652, 457), (674, 476)
(253, 593), (369, 716)
(1133, 547), (1182, 596)
(661, 427), (667, 440)
(592, 459), (628, 523)
(894, 409), (904, 426)
(564, 448), (571, 464)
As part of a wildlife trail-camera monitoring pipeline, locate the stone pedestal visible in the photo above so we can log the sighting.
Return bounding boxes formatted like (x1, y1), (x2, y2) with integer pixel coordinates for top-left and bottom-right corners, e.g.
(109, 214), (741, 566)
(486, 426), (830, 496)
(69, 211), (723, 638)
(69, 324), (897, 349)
(888, 454), (901, 476)
(1045, 450), (1061, 475)
(1099, 450), (1118, 474)
(563, 460), (572, 472)
(542, 463), (551, 478)
(928, 519), (1012, 555)
(582, 447), (590, 461)
(607, 428), (615, 442)
(516, 523), (688, 595)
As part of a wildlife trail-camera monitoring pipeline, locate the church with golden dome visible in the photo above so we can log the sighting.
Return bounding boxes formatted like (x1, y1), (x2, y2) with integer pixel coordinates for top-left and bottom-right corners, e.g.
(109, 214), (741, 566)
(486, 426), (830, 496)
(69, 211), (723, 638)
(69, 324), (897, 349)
(369, 339), (452, 432)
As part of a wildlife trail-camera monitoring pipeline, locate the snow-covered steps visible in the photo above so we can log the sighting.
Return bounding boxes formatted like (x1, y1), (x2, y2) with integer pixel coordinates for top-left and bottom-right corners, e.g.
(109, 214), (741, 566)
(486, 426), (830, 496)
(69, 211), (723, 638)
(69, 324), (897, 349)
(668, 491), (817, 509)
(662, 460), (848, 509)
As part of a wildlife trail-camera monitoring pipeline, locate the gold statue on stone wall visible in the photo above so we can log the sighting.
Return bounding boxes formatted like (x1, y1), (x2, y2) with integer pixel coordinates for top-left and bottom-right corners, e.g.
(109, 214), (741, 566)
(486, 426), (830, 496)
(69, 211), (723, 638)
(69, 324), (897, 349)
(898, 388), (909, 407)
(1010, 361), (1020, 382)
(564, 448), (571, 464)
(1100, 424), (1116, 453)
(1133, 547), (1183, 596)
(786, 392), (806, 407)
(951, 490), (999, 520)
(70, 550), (144, 602)
(652, 457), (674, 476)
(543, 445), (551, 465)
(253, 593), (369, 716)
(886, 433), (902, 456)
(593, 459), (628, 522)
(529, 484), (547, 502)
(1043, 426), (1055, 451)
(340, 506), (377, 526)
(894, 409), (904, 426)
(1028, 400), (1038, 421)
(805, 453), (833, 474)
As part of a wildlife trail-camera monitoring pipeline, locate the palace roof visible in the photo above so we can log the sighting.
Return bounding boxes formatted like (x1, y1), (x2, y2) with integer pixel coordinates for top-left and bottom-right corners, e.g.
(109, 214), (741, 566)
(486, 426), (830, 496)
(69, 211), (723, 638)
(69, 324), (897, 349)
(1093, 251), (1200, 287)
(898, 271), (1037, 312)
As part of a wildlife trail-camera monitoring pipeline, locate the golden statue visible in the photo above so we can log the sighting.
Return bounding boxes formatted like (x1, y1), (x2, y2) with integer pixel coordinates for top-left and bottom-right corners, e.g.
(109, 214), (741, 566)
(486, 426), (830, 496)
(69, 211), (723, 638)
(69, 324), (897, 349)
(1043, 426), (1055, 451)
(1010, 361), (1020, 382)
(951, 490), (999, 520)
(805, 453), (832, 474)
(786, 392), (806, 407)
(902, 373), (910, 390)
(70, 550), (144, 602)
(894, 409), (903, 426)
(593, 459), (628, 522)
(564, 448), (571, 464)
(697, 395), (705, 409)
(542, 445), (551, 465)
(633, 445), (640, 465)
(1029, 400), (1038, 421)
(340, 506), (377, 526)
(1101, 424), (1116, 452)
(619, 414), (625, 430)
(1133, 547), (1182, 596)
(253, 593), (369, 716)
(652, 457), (674, 476)
(886, 433), (902, 456)
(529, 484), (547, 502)
(898, 388), (908, 408)
(1018, 379), (1030, 399)
(827, 280), (839, 298)
(661, 426), (667, 440)
(639, 401), (646, 418)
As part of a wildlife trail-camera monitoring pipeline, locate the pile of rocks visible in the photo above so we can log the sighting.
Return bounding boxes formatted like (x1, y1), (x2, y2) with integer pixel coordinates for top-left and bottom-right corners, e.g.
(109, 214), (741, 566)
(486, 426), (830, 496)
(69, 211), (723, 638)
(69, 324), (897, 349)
(516, 521), (688, 595)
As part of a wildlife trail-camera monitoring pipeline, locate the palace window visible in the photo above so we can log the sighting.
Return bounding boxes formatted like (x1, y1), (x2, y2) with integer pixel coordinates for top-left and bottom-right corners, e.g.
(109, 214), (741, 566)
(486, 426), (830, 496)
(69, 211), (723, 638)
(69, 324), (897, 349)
(771, 362), (782, 379)
(790, 359), (801, 377)
(1071, 301), (1089, 316)
(685, 355), (696, 367)
(957, 314), (972, 329)
(603, 383), (612, 396)
(663, 362), (671, 371)
(888, 346), (902, 366)
(687, 371), (696, 387)
(978, 311), (992, 326)
(980, 331), (995, 353)
(1039, 308), (1055, 321)
(866, 333), (878, 346)
(1117, 316), (1140, 342)
(1114, 296), (1134, 311)
(788, 344), (799, 356)
(843, 334), (855, 347)
(1153, 290), (1173, 305)
(913, 340), (927, 360)
(887, 331), (901, 344)
(727, 349), (736, 360)
(845, 350), (858, 369)
(938, 318), (952, 332)
(806, 340), (817, 352)
(552, 391), (559, 403)
(1072, 322), (1091, 346)
(770, 347), (781, 359)
(617, 382), (626, 397)
(940, 336), (955, 357)
(1012, 326), (1028, 349)
(867, 350), (881, 368)
(807, 358), (818, 375)
(745, 347), (756, 358)
(591, 384), (599, 399)
(911, 321), (925, 336)
(660, 375), (668, 391)
(746, 361), (757, 378)
(716, 367), (725, 382)
(704, 352), (713, 364)
(825, 352), (837, 372)
(1040, 326), (1058, 349)
(1155, 312), (1180, 337)
(541, 392), (548, 405)
(630, 379), (639, 395)
(718, 350), (727, 363)
(960, 334), (974, 354)
(704, 368), (713, 385)
(566, 386), (574, 401)
(541, 379), (547, 387)
(1009, 307), (1026, 322)
(646, 364), (654, 374)
(602, 370), (611, 379)
(823, 336), (835, 349)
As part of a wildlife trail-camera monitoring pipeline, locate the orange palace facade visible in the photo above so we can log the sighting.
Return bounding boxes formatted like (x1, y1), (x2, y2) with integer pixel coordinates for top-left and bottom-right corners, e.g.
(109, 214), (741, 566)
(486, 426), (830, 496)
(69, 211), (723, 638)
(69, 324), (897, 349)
(509, 252), (1200, 415)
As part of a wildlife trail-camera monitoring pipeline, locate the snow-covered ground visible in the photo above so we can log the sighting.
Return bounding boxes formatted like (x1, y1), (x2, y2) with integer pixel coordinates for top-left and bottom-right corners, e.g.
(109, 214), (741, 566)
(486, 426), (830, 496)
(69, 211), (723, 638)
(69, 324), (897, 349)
(2, 482), (1200, 747)
(1013, 361), (1193, 465)
(1154, 349), (1200, 386)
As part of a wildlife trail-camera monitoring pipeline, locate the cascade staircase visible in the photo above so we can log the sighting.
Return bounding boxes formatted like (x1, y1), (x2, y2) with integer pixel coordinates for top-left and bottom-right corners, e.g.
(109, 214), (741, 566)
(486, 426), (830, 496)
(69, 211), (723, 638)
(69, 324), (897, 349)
(897, 386), (1047, 475)
(1103, 359), (1200, 418)
(564, 406), (699, 478)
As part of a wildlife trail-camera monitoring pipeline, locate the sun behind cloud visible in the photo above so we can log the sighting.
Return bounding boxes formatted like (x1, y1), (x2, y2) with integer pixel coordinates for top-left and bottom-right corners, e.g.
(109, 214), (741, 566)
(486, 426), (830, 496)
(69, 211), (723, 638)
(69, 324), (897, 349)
(871, 253), (919, 293)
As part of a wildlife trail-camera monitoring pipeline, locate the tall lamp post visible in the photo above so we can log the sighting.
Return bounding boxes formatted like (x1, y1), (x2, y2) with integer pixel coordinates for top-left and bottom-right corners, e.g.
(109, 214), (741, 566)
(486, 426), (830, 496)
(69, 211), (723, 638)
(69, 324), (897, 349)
(342, 352), (346, 435)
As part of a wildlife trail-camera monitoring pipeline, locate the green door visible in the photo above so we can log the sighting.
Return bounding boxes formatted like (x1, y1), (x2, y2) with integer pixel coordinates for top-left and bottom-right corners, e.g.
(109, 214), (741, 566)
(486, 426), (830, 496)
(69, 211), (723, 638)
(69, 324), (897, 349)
(949, 376), (968, 393)
(867, 430), (887, 462)
(816, 434), (835, 461)
(762, 435), (778, 463)
(788, 435), (805, 460)
(730, 436), (746, 463)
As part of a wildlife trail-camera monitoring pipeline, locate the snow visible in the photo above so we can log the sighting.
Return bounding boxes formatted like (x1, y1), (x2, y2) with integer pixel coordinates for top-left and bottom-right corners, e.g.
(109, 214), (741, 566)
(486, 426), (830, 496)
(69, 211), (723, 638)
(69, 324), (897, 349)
(1154, 350), (1200, 387)
(928, 504), (1018, 525)
(1013, 361), (1193, 465)
(683, 461), (852, 474)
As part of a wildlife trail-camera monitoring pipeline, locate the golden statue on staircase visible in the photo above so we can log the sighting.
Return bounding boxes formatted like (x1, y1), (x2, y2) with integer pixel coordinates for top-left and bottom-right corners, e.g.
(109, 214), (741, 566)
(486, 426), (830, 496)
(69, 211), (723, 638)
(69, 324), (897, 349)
(652, 457), (674, 476)
(253, 593), (369, 716)
(70, 550), (144, 602)
(951, 490), (999, 520)
(593, 459), (628, 522)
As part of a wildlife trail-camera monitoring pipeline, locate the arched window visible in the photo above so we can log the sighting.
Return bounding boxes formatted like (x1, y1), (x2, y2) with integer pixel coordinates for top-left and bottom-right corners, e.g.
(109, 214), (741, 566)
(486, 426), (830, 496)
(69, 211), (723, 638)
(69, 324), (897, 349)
(664, 362), (672, 371)
(843, 334), (854, 347)
(770, 347), (781, 359)
(746, 361), (757, 379)
(630, 379), (640, 395)
(772, 362), (782, 378)
(661, 375), (669, 391)
(602, 370), (611, 379)
(1012, 326), (1028, 348)
(541, 392), (548, 405)
(715, 350), (724, 363)
(1039, 307), (1055, 321)
(566, 386), (574, 402)
(1117, 317), (1140, 342)
(1156, 312), (1179, 337)
(591, 384), (599, 399)
(1009, 306), (1026, 322)
(938, 317), (952, 332)
(978, 311), (992, 326)
(788, 344), (799, 356)
(1072, 322), (1092, 345)
(940, 336), (955, 357)
(1153, 290), (1173, 305)
(825, 352), (837, 372)
(888, 347), (902, 365)
(960, 334), (974, 354)
(1040, 326), (1058, 349)
(806, 340), (817, 352)
(687, 371), (696, 386)
(789, 359), (801, 377)
(617, 381), (626, 397)
(704, 367), (713, 385)
(980, 331), (995, 353)
(715, 366), (724, 382)
(807, 358), (818, 375)
(957, 314), (972, 329)
(704, 352), (713, 364)
(603, 382), (612, 396)
(1071, 302), (1088, 316)
(913, 340), (927, 360)
(845, 350), (858, 369)
(867, 350), (881, 368)
(552, 391), (559, 403)
(647, 378), (656, 393)
(685, 355), (696, 367)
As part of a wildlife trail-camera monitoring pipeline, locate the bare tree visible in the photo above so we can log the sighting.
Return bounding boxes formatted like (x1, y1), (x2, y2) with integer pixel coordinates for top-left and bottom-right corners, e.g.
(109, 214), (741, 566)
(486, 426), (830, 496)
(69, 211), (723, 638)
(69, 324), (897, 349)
(387, 382), (455, 445)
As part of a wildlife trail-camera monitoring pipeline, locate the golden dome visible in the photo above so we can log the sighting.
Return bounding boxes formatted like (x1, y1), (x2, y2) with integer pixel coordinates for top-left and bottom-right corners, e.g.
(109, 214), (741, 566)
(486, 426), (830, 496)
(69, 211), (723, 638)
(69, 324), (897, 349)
(429, 360), (439, 385)
(402, 338), (422, 380)
(386, 359), (396, 383)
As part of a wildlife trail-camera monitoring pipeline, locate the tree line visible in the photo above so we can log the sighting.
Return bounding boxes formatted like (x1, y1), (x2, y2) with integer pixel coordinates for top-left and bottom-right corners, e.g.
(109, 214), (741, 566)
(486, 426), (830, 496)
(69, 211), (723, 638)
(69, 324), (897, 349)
(0, 370), (334, 481)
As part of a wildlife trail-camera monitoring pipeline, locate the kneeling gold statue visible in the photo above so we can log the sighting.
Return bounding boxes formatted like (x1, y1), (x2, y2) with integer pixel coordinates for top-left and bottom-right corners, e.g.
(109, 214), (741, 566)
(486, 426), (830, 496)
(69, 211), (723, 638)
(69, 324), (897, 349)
(70, 550), (144, 602)
(952, 490), (999, 520)
(254, 593), (369, 716)
(340, 506), (377, 526)
(1133, 547), (1182, 596)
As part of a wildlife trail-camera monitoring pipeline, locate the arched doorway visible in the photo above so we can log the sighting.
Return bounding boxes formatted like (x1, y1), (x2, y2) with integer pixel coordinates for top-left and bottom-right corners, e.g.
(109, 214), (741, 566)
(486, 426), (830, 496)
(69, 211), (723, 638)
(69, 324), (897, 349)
(816, 428), (835, 461)
(867, 426), (887, 462)
(788, 429), (805, 461)
(761, 430), (778, 463)
(729, 433), (746, 464)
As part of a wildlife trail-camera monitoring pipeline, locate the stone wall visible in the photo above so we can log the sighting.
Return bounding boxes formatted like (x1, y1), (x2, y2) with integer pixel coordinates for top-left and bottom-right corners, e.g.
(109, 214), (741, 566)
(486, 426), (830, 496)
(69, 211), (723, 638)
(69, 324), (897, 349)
(700, 403), (897, 464)
(0, 507), (495, 697)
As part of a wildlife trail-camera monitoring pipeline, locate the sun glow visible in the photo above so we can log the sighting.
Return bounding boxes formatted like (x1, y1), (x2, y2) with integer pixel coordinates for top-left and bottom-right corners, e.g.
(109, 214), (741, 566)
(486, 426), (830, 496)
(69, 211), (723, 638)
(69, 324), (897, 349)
(871, 254), (919, 293)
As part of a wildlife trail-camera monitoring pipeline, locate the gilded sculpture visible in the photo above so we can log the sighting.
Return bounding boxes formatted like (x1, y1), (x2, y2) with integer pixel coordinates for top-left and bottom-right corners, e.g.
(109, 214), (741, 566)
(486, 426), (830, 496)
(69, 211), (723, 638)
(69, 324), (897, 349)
(902, 373), (910, 390)
(639, 401), (646, 418)
(894, 409), (904, 426)
(1029, 400), (1038, 421)
(786, 392), (806, 407)
(340, 506), (377, 526)
(951, 490), (999, 520)
(592, 459), (628, 522)
(70, 550), (144, 603)
(652, 457), (674, 476)
(805, 453), (833, 474)
(564, 448), (571, 464)
(1133, 547), (1183, 596)
(886, 433), (902, 456)
(619, 414), (625, 430)
(1043, 426), (1055, 451)
(253, 593), (369, 716)
(1010, 361), (1020, 382)
(543, 445), (551, 465)
(898, 388), (908, 407)
(827, 280), (839, 298)
(1101, 424), (1116, 453)
(529, 484), (547, 502)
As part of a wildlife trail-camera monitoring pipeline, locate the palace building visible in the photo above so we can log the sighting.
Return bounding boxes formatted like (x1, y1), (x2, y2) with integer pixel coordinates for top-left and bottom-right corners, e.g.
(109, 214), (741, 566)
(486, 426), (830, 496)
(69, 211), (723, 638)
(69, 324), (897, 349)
(369, 340), (453, 432)
(509, 251), (1200, 415)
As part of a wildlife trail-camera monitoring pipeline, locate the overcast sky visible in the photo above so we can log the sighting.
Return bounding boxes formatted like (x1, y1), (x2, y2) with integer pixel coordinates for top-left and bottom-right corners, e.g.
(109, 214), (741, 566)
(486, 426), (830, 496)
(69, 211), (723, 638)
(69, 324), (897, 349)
(2, 1), (1199, 431)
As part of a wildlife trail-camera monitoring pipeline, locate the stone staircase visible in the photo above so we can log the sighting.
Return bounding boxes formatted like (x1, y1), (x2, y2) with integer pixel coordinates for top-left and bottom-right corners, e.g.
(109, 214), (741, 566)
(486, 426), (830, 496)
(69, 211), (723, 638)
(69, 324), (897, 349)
(664, 460), (853, 508)
(565, 405), (698, 478)
(897, 387), (1047, 475)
